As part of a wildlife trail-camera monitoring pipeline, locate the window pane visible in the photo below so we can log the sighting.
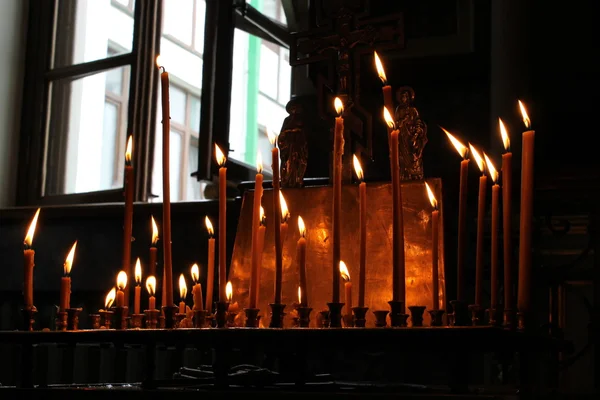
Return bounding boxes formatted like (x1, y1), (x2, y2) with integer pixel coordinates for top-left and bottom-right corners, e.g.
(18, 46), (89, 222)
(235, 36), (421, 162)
(170, 131), (182, 200)
(150, 128), (183, 202)
(170, 86), (187, 125)
(53, 0), (134, 68)
(194, 0), (206, 53)
(254, 0), (287, 26)
(163, 0), (194, 46)
(187, 142), (202, 200)
(106, 66), (123, 95)
(45, 65), (130, 195)
(190, 95), (201, 134)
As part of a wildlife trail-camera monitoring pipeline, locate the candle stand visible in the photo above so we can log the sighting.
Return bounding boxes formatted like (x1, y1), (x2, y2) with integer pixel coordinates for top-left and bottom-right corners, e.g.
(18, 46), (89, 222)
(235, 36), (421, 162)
(388, 301), (408, 327)
(449, 300), (469, 326)
(66, 308), (82, 331)
(99, 310), (113, 329)
(159, 315), (165, 328)
(428, 309), (445, 327)
(130, 314), (144, 329)
(487, 307), (501, 327)
(162, 305), (178, 329)
(326, 302), (344, 328)
(175, 313), (186, 328)
(243, 308), (260, 327)
(193, 309), (208, 328)
(408, 305), (426, 327)
(269, 303), (286, 328)
(226, 311), (237, 327)
(517, 311), (529, 331)
(318, 310), (329, 328)
(56, 312), (68, 331)
(296, 307), (312, 327)
(112, 306), (129, 330)
(504, 309), (516, 329)
(468, 305), (484, 326)
(89, 314), (101, 329)
(351, 306), (369, 327)
(215, 302), (229, 328)
(373, 310), (389, 327)
(144, 309), (159, 329)
(343, 314), (355, 327)
(207, 314), (215, 328)
(21, 306), (37, 331)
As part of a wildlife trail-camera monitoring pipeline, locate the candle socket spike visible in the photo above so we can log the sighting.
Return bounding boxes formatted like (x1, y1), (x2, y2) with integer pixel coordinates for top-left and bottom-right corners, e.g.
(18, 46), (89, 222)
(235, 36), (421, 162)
(408, 305), (427, 327)
(66, 308), (82, 331)
(343, 314), (355, 327)
(227, 311), (238, 327)
(373, 310), (389, 327)
(351, 306), (369, 327)
(449, 300), (469, 326)
(428, 309), (445, 327)
(207, 313), (216, 328)
(296, 307), (313, 327)
(162, 305), (178, 329)
(89, 314), (101, 330)
(388, 301), (409, 327)
(327, 302), (344, 328)
(244, 308), (260, 328)
(503, 308), (516, 329)
(318, 310), (330, 328)
(193, 309), (209, 328)
(517, 311), (531, 331)
(56, 311), (68, 331)
(21, 306), (37, 331)
(175, 313), (186, 328)
(112, 306), (129, 329)
(468, 304), (484, 326)
(269, 303), (287, 328)
(130, 314), (145, 329)
(487, 307), (501, 326)
(144, 309), (160, 329)
(99, 310), (113, 329)
(215, 301), (230, 328)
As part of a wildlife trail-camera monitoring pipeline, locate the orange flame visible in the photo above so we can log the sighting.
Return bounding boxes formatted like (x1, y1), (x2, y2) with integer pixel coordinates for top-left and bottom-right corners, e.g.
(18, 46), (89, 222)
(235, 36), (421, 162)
(518, 100), (531, 129)
(214, 144), (226, 166)
(442, 127), (468, 159)
(484, 153), (499, 183)
(298, 286), (302, 304)
(339, 261), (350, 281)
(151, 216), (159, 245)
(425, 182), (437, 210)
(24, 208), (41, 247)
(146, 276), (156, 296)
(134, 258), (142, 284)
(353, 154), (364, 181)
(260, 206), (265, 225)
(468, 144), (485, 173)
(279, 192), (290, 222)
(117, 271), (128, 290)
(256, 151), (263, 173)
(298, 216), (306, 237)
(373, 51), (387, 84)
(334, 97), (344, 115)
(155, 55), (163, 68)
(191, 263), (199, 283)
(179, 274), (187, 300)
(383, 107), (395, 129)
(267, 128), (278, 146)
(205, 216), (214, 236)
(105, 288), (116, 308)
(498, 118), (510, 151)
(226, 281), (233, 302)
(64, 241), (77, 276)
(125, 135), (133, 164)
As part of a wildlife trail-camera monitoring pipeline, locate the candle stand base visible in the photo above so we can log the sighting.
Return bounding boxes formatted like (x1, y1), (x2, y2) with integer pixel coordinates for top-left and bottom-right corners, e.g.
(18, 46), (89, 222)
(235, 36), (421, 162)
(162, 305), (178, 329)
(487, 307), (501, 327)
(112, 306), (129, 330)
(468, 304), (484, 326)
(269, 303), (287, 328)
(21, 306), (37, 331)
(503, 308), (516, 329)
(449, 300), (469, 326)
(296, 307), (312, 327)
(193, 310), (208, 328)
(144, 309), (159, 329)
(517, 311), (530, 331)
(99, 310), (113, 329)
(89, 314), (101, 329)
(343, 314), (355, 327)
(428, 309), (445, 327)
(206, 314), (215, 328)
(130, 314), (144, 329)
(408, 305), (426, 327)
(56, 311), (68, 331)
(226, 312), (238, 327)
(388, 301), (409, 327)
(373, 310), (389, 327)
(244, 308), (260, 327)
(318, 310), (330, 328)
(352, 306), (369, 327)
(215, 302), (230, 328)
(326, 302), (344, 328)
(67, 308), (82, 331)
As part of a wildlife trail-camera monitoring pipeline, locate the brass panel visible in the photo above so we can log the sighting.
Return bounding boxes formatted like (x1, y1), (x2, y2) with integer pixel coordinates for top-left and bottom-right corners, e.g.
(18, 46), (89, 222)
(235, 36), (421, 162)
(229, 180), (446, 327)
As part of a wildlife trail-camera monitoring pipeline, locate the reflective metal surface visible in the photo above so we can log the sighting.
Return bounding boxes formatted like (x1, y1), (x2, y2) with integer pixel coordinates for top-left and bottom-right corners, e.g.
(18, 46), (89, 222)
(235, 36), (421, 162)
(229, 180), (446, 327)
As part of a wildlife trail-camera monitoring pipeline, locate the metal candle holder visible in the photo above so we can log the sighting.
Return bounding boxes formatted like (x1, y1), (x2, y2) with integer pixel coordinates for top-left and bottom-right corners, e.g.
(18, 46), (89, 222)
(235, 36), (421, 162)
(193, 309), (209, 328)
(89, 314), (101, 329)
(175, 313), (186, 328)
(449, 300), (469, 326)
(226, 311), (238, 327)
(269, 303), (287, 328)
(67, 308), (82, 331)
(112, 306), (129, 330)
(56, 312), (68, 331)
(388, 301), (409, 327)
(517, 311), (529, 331)
(352, 306), (369, 327)
(244, 308), (260, 328)
(326, 302), (344, 328)
(373, 310), (389, 327)
(428, 309), (445, 327)
(503, 308), (516, 329)
(408, 305), (426, 327)
(468, 304), (484, 326)
(144, 309), (159, 329)
(343, 314), (355, 327)
(487, 307), (501, 326)
(215, 301), (229, 328)
(162, 305), (178, 329)
(99, 310), (113, 329)
(296, 307), (312, 327)
(318, 310), (330, 328)
(21, 306), (37, 331)
(130, 314), (144, 329)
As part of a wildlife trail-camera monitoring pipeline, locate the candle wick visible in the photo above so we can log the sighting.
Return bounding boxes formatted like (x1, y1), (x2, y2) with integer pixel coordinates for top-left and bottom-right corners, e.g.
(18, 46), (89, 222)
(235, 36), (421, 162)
(159, 66), (166, 73)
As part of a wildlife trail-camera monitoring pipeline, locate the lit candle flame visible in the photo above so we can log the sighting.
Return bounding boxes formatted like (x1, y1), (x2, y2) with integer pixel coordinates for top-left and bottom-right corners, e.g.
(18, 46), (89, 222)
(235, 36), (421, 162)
(256, 151), (263, 173)
(339, 261), (350, 282)
(191, 263), (199, 283)
(134, 258), (142, 284)
(373, 51), (387, 84)
(484, 153), (499, 183)
(214, 144), (226, 166)
(155, 55), (163, 69)
(151, 216), (159, 245)
(425, 182), (438, 210)
(298, 215), (306, 237)
(518, 100), (531, 129)
(468, 144), (485, 173)
(279, 191), (290, 222)
(442, 127), (468, 159)
(117, 271), (128, 290)
(205, 216), (214, 236)
(298, 286), (302, 305)
(179, 274), (187, 300)
(267, 128), (278, 146)
(105, 288), (116, 308)
(64, 241), (77, 276)
(146, 276), (156, 296)
(353, 154), (364, 181)
(498, 118), (510, 151)
(24, 208), (41, 247)
(260, 206), (265, 225)
(334, 97), (344, 115)
(383, 107), (395, 129)
(226, 281), (233, 302)
(125, 135), (133, 164)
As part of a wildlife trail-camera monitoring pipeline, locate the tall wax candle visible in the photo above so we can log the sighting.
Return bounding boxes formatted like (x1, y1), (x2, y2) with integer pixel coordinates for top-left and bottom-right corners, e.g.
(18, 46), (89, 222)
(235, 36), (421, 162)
(340, 261), (352, 316)
(156, 56), (173, 307)
(191, 263), (204, 311)
(214, 144), (228, 302)
(297, 216), (308, 307)
(179, 274), (187, 314)
(485, 154), (500, 308)
(499, 119), (513, 311)
(116, 271), (127, 308)
(249, 154), (264, 309)
(149, 216), (158, 277)
(134, 258), (142, 314)
(122, 136), (134, 306)
(23, 208), (40, 308)
(332, 98), (345, 303)
(469, 144), (487, 306)
(353, 155), (367, 308)
(269, 130), (283, 304)
(425, 183), (440, 310)
(60, 241), (77, 312)
(279, 191), (290, 248)
(205, 217), (215, 313)
(375, 52), (398, 191)
(254, 208), (267, 307)
(443, 128), (470, 301)
(146, 276), (156, 310)
(517, 101), (535, 314)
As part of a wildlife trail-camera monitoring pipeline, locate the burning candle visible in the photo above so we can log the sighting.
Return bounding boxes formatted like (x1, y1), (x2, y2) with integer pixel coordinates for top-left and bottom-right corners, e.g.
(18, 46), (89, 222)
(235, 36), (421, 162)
(214, 144), (227, 302)
(116, 271), (127, 308)
(442, 128), (469, 302)
(499, 118), (513, 312)
(205, 216), (215, 313)
(150, 216), (158, 277)
(146, 276), (156, 310)
(332, 97), (345, 304)
(226, 281), (233, 303)
(279, 191), (290, 248)
(339, 261), (352, 317)
(122, 135), (134, 306)
(134, 258), (142, 314)
(353, 155), (367, 308)
(105, 288), (116, 311)
(517, 100), (535, 314)
(384, 107), (406, 307)
(226, 281), (238, 314)
(375, 52), (396, 181)
(178, 274), (187, 314)
(249, 153), (264, 309)
(254, 207), (267, 308)
(268, 130), (283, 304)
(485, 154), (500, 308)
(469, 144), (487, 306)
(297, 216), (307, 307)
(60, 241), (77, 312)
(298, 287), (302, 307)
(425, 183), (440, 311)
(156, 56), (173, 308)
(191, 263), (204, 311)
(23, 208), (40, 308)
